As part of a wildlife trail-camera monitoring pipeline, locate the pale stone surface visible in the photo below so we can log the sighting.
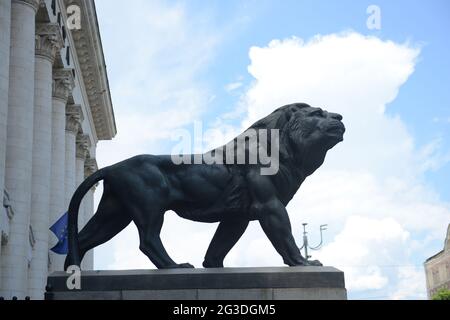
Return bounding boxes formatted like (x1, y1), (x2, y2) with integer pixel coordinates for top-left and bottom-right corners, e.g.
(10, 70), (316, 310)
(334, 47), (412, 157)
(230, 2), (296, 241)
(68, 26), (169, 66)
(75, 158), (85, 227)
(0, 0), (116, 299)
(48, 96), (68, 274)
(52, 105), (81, 273)
(1, 0), (38, 299)
(75, 133), (89, 233)
(28, 54), (53, 300)
(64, 131), (76, 209)
(83, 158), (97, 270)
(0, 0), (12, 292)
(48, 69), (74, 274)
(34, 23), (63, 63)
(28, 22), (63, 298)
(76, 146), (94, 270)
(83, 189), (95, 270)
(424, 224), (450, 298)
(75, 136), (93, 270)
(64, 104), (82, 209)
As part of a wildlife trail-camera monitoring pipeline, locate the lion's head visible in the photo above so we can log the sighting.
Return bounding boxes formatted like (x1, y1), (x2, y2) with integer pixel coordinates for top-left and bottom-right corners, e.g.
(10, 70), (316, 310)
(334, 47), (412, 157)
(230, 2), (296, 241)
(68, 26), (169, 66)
(247, 103), (345, 168)
(208, 103), (344, 176)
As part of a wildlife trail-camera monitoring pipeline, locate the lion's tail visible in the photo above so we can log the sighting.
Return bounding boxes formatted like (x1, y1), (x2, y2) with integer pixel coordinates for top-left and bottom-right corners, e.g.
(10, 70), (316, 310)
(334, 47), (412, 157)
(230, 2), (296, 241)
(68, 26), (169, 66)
(64, 168), (106, 271)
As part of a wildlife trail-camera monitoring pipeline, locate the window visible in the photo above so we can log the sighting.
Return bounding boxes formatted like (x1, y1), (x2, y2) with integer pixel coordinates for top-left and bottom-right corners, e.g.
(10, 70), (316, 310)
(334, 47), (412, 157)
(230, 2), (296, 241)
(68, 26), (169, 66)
(51, 0), (56, 16)
(66, 46), (70, 66)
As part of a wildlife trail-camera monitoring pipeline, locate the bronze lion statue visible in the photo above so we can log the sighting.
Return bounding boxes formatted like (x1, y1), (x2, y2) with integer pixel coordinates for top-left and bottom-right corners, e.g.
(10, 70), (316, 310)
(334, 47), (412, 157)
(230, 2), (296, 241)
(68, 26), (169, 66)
(65, 103), (345, 270)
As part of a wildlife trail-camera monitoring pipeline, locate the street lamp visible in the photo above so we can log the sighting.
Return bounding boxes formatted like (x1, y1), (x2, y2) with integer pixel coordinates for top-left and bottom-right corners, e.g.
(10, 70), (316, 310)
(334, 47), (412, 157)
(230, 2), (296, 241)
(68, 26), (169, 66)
(299, 223), (327, 261)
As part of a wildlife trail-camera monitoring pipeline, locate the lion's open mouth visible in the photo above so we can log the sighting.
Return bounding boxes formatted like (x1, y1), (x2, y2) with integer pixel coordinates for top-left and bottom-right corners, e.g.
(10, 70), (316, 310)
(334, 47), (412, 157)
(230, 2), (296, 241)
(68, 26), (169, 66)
(326, 123), (346, 136)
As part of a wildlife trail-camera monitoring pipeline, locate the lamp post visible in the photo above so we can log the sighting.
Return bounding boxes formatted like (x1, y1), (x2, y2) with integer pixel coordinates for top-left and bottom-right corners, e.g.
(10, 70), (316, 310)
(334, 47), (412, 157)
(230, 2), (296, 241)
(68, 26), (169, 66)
(299, 223), (327, 261)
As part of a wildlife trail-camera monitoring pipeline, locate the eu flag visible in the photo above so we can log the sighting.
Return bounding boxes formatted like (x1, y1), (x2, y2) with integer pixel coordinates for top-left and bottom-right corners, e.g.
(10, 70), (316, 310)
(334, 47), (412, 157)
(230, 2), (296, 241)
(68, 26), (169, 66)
(50, 212), (68, 255)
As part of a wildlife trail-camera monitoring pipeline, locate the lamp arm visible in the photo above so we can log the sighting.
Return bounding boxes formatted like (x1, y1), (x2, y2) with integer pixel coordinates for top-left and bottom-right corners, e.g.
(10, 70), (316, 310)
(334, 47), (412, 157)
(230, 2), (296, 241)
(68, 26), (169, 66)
(310, 227), (326, 250)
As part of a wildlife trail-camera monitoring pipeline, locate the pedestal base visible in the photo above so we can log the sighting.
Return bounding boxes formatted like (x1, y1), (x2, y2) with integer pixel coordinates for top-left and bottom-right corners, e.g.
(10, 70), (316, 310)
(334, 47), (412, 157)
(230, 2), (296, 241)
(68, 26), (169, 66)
(46, 266), (347, 300)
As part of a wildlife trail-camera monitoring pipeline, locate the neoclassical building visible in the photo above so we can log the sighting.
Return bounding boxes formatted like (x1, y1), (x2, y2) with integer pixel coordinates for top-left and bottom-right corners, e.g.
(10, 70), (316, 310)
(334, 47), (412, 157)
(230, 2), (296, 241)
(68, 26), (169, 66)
(0, 0), (116, 299)
(424, 224), (450, 299)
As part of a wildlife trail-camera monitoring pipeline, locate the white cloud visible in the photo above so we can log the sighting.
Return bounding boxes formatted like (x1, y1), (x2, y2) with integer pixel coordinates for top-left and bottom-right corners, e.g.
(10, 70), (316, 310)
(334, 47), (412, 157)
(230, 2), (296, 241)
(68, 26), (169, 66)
(432, 116), (450, 124)
(315, 216), (409, 291)
(225, 81), (243, 92)
(390, 268), (427, 300)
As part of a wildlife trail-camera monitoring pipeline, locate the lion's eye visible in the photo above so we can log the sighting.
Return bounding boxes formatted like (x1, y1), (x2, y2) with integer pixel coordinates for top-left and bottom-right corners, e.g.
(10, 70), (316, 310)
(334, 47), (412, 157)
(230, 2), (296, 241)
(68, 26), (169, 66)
(311, 111), (323, 117)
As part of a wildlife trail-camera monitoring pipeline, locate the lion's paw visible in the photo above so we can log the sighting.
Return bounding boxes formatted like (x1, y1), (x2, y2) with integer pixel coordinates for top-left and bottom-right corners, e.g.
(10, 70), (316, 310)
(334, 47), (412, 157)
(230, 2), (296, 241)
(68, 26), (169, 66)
(177, 263), (195, 269)
(164, 262), (195, 269)
(305, 259), (323, 267)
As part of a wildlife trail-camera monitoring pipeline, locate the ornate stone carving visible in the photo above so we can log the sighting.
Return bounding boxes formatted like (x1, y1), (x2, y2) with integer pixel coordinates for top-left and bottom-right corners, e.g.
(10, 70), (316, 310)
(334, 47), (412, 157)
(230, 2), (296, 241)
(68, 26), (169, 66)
(84, 158), (98, 179)
(13, 0), (40, 12)
(76, 134), (91, 160)
(52, 69), (75, 102)
(35, 23), (64, 63)
(66, 104), (83, 134)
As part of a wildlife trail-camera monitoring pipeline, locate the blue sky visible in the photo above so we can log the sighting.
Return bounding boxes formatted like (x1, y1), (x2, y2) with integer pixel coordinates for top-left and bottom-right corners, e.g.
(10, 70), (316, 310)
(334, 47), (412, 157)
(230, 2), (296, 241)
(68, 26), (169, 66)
(93, 0), (450, 300)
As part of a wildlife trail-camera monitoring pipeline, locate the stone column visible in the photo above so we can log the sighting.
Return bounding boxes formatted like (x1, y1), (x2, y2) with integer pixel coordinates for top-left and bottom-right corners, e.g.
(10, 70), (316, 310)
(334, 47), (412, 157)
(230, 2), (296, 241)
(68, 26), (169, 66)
(0, 0), (12, 292)
(28, 23), (63, 300)
(83, 187), (95, 270)
(64, 105), (83, 209)
(75, 134), (90, 228)
(0, 0), (11, 213)
(48, 69), (74, 273)
(54, 104), (82, 271)
(83, 158), (98, 270)
(1, 0), (40, 299)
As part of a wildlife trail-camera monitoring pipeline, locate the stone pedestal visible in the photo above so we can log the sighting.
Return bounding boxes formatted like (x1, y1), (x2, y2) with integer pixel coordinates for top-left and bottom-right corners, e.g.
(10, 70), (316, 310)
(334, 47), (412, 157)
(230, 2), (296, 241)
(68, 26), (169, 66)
(45, 267), (347, 300)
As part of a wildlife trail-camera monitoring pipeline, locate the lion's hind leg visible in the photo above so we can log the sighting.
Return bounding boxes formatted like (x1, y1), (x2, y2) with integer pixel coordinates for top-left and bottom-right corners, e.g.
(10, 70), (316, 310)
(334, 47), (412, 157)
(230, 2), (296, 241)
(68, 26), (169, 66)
(68, 189), (132, 268)
(131, 207), (194, 269)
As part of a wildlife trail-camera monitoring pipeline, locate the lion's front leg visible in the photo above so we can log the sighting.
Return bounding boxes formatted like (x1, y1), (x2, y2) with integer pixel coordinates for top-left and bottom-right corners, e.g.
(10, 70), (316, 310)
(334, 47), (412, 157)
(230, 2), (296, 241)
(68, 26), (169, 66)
(258, 200), (321, 267)
(203, 217), (249, 268)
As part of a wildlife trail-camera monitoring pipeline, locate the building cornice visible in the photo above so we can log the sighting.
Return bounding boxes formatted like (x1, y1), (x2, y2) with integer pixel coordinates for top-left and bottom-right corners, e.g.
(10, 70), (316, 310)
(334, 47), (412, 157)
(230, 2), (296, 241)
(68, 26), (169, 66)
(63, 0), (117, 141)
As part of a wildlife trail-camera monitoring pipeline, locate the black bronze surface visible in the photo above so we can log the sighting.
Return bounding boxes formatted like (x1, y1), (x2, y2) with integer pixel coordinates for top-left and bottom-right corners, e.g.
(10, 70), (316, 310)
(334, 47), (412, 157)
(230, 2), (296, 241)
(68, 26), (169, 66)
(65, 103), (345, 270)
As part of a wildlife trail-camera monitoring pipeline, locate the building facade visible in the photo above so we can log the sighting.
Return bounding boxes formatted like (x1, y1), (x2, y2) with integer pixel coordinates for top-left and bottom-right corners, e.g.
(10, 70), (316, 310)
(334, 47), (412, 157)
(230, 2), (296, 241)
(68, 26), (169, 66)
(0, 0), (116, 299)
(424, 224), (450, 299)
